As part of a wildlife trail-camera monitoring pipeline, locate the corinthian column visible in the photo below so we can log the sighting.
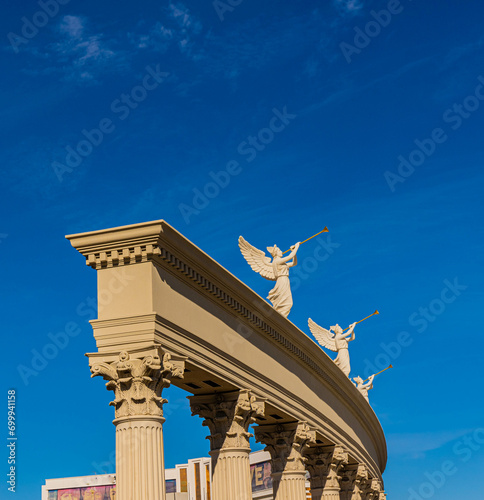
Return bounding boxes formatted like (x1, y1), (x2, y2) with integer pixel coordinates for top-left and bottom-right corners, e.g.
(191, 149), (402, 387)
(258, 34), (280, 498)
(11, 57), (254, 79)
(254, 421), (316, 500)
(89, 347), (185, 500)
(189, 390), (265, 500)
(305, 445), (348, 500)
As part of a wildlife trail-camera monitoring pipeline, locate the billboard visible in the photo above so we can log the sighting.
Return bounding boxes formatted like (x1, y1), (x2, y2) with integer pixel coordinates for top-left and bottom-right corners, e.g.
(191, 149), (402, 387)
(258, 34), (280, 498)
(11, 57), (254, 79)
(166, 480), (176, 493)
(250, 460), (272, 492)
(47, 486), (116, 499)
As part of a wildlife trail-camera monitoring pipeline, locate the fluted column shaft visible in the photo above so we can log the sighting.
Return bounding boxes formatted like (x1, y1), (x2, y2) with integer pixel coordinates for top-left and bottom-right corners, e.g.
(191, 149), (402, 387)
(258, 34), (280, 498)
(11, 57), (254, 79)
(210, 448), (252, 500)
(190, 390), (265, 500)
(115, 416), (166, 500)
(272, 470), (308, 500)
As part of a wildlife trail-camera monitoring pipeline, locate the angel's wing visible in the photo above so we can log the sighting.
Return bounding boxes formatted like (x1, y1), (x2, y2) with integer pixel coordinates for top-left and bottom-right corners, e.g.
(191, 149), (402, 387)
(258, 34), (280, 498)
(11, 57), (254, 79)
(308, 318), (337, 352)
(238, 236), (276, 281)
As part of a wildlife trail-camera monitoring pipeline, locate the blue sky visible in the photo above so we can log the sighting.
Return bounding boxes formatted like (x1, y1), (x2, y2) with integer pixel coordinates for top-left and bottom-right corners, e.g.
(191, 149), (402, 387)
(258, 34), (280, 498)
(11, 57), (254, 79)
(1, 0), (483, 498)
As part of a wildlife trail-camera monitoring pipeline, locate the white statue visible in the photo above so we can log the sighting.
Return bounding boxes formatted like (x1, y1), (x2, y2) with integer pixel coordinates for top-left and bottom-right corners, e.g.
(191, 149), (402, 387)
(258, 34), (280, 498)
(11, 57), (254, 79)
(238, 236), (300, 317)
(353, 375), (375, 403)
(307, 319), (357, 377)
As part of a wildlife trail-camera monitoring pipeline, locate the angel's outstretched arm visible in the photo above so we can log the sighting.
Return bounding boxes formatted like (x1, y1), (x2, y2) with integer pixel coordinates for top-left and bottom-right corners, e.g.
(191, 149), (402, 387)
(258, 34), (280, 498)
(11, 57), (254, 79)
(343, 322), (356, 341)
(288, 254), (298, 268)
(280, 242), (300, 264)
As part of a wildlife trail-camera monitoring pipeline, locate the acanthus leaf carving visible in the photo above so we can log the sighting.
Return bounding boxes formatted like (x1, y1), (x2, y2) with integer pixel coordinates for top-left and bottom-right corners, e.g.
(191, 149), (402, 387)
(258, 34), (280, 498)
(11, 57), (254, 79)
(90, 350), (184, 419)
(362, 478), (382, 500)
(255, 421), (316, 475)
(190, 390), (265, 452)
(305, 444), (348, 491)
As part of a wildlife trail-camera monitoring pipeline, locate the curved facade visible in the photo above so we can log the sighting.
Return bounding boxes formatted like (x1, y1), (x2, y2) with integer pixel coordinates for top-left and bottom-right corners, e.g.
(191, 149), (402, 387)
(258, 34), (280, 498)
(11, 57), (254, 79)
(67, 220), (388, 500)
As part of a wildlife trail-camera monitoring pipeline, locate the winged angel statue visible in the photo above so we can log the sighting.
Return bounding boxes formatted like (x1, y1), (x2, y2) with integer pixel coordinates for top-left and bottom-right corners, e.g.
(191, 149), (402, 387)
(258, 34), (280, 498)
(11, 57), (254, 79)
(308, 319), (357, 377)
(238, 237), (300, 317)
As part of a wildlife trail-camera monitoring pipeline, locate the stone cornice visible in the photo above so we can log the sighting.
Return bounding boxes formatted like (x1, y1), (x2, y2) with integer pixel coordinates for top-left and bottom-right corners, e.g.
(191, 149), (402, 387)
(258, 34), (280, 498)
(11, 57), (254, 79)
(66, 220), (165, 269)
(68, 220), (387, 477)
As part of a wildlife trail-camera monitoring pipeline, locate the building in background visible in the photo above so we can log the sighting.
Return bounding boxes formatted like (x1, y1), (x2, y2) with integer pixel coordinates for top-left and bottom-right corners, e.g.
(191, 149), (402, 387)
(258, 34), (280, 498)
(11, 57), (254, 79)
(42, 450), (311, 499)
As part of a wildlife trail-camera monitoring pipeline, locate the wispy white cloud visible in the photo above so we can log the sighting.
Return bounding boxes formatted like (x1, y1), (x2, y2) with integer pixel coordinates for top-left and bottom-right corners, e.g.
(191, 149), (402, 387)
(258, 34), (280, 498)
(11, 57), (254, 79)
(52, 16), (122, 82)
(168, 2), (201, 33)
(58, 15), (85, 39)
(129, 21), (173, 52)
(23, 15), (128, 84)
(129, 2), (202, 58)
(333, 0), (364, 15)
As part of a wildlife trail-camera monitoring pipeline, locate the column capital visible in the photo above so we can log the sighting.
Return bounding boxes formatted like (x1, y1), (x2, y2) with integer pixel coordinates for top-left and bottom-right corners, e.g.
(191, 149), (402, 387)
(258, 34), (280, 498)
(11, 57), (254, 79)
(255, 421), (316, 474)
(304, 444), (348, 491)
(340, 463), (369, 498)
(361, 476), (382, 499)
(190, 389), (265, 452)
(89, 346), (185, 419)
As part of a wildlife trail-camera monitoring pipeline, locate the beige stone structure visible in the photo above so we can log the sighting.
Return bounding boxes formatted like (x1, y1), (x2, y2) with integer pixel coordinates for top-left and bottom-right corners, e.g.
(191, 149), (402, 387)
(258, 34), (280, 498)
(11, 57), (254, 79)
(67, 220), (388, 500)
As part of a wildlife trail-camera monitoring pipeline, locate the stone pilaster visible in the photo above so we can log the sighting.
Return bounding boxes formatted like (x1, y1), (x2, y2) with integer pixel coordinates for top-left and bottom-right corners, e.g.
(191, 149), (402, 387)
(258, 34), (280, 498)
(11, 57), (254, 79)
(305, 445), (348, 500)
(255, 421), (316, 500)
(90, 348), (185, 500)
(189, 390), (265, 500)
